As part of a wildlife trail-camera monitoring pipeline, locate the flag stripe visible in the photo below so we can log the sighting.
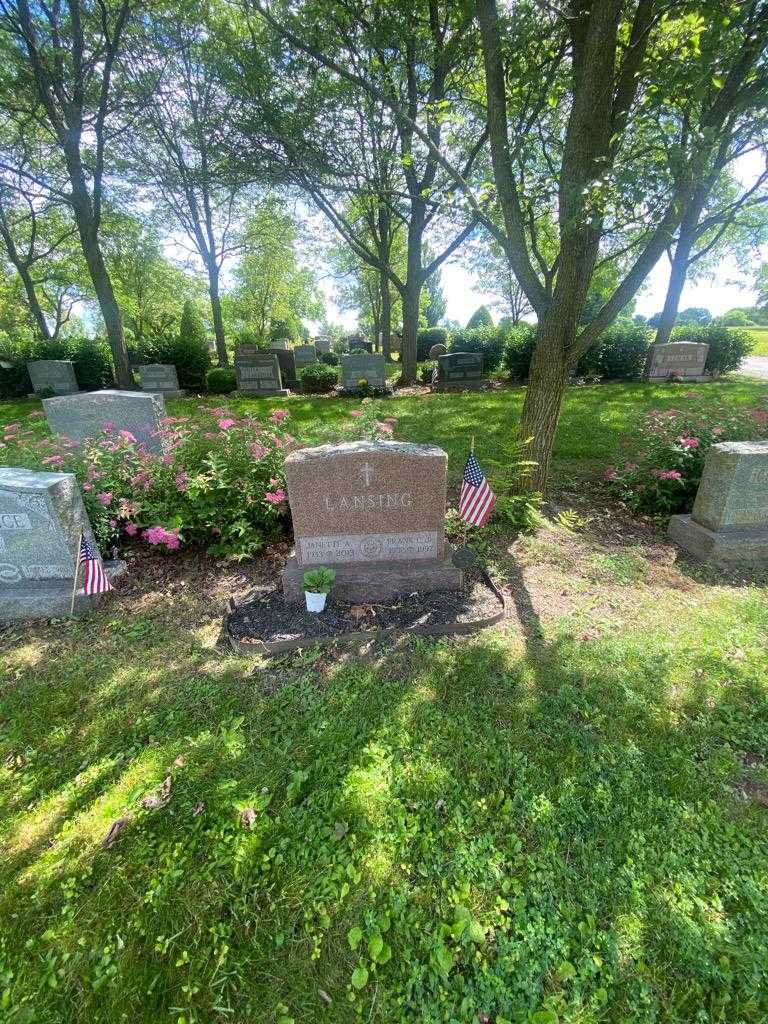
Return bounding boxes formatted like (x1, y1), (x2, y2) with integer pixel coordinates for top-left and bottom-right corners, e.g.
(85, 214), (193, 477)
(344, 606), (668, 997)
(458, 453), (496, 528)
(79, 536), (113, 595)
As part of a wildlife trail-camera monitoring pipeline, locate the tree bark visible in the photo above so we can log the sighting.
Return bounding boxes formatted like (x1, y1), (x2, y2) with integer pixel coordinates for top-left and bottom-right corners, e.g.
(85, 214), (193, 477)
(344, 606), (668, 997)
(207, 262), (228, 365)
(380, 269), (392, 361)
(401, 280), (421, 383)
(520, 320), (571, 492)
(653, 191), (709, 347)
(78, 220), (132, 387)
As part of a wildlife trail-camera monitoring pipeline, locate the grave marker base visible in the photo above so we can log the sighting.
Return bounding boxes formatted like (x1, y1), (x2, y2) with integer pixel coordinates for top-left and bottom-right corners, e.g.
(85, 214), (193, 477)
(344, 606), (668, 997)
(237, 387), (290, 397)
(668, 515), (768, 564)
(1, 559), (126, 621)
(281, 548), (463, 603)
(432, 380), (488, 392)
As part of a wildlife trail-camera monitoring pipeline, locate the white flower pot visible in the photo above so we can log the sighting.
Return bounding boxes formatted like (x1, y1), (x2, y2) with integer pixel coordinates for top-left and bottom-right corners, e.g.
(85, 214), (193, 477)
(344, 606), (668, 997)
(305, 590), (327, 613)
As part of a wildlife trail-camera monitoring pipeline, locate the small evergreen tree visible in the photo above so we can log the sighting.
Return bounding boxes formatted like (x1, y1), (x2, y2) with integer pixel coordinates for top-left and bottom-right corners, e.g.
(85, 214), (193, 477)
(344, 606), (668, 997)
(152, 300), (211, 389)
(466, 305), (494, 329)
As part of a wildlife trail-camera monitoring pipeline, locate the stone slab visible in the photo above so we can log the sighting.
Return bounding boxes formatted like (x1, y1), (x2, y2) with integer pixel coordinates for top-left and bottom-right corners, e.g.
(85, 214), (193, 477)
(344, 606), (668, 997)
(691, 441), (768, 531)
(0, 468), (112, 620)
(668, 514), (768, 564)
(438, 351), (484, 382)
(433, 380), (488, 393)
(294, 344), (318, 371)
(235, 348), (288, 395)
(282, 551), (463, 603)
(341, 353), (387, 392)
(138, 364), (186, 397)
(267, 348), (299, 389)
(27, 359), (78, 396)
(42, 390), (165, 453)
(645, 342), (710, 380)
(315, 337), (331, 354)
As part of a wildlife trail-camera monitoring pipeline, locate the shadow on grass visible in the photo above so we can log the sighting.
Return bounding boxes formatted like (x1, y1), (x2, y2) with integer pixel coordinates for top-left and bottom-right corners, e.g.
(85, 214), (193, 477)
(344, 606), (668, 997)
(1, 558), (767, 1023)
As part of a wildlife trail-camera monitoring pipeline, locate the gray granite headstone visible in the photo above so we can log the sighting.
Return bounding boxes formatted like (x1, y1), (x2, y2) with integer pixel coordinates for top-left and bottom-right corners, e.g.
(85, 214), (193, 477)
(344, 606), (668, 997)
(270, 338), (289, 351)
(349, 340), (373, 353)
(341, 353), (387, 393)
(27, 360), (79, 396)
(235, 348), (289, 396)
(267, 348), (299, 389)
(668, 441), (768, 563)
(138, 364), (185, 397)
(315, 337), (331, 354)
(294, 345), (318, 372)
(42, 390), (166, 453)
(433, 351), (486, 391)
(0, 468), (110, 619)
(645, 342), (710, 381)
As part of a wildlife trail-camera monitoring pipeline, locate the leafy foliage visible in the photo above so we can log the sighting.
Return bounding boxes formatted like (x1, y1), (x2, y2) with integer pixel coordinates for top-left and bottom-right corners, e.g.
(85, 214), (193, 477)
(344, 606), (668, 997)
(302, 566), (336, 593)
(417, 327), (448, 362)
(671, 324), (754, 375)
(576, 322), (652, 380)
(466, 305), (494, 329)
(300, 362), (338, 393)
(448, 326), (506, 373)
(205, 367), (237, 394)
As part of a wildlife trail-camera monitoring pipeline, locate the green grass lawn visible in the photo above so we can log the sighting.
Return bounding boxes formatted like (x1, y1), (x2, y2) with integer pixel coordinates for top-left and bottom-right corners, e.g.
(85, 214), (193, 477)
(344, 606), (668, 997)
(1, 381), (768, 1024)
(743, 326), (768, 357)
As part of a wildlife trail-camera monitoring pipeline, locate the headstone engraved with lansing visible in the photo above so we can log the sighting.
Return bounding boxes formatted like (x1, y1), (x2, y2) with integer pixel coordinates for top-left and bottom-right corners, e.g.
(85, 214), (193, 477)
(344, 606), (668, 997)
(668, 441), (768, 563)
(43, 390), (166, 453)
(341, 353), (387, 393)
(433, 351), (486, 391)
(234, 348), (289, 396)
(267, 347), (299, 389)
(27, 360), (79, 396)
(294, 345), (318, 372)
(281, 440), (462, 602)
(645, 342), (710, 381)
(138, 364), (186, 397)
(0, 468), (109, 620)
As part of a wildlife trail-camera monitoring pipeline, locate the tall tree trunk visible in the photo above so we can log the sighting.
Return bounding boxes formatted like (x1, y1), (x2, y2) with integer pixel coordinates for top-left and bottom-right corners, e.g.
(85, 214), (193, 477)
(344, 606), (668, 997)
(380, 269), (392, 361)
(653, 193), (707, 347)
(0, 220), (52, 341)
(520, 320), (571, 492)
(401, 280), (420, 383)
(207, 262), (228, 365)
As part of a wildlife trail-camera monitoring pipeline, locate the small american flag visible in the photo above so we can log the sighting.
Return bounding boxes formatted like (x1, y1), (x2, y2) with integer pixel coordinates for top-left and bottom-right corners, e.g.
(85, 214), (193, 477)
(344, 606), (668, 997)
(431, 365), (439, 385)
(458, 452), (496, 527)
(78, 535), (113, 594)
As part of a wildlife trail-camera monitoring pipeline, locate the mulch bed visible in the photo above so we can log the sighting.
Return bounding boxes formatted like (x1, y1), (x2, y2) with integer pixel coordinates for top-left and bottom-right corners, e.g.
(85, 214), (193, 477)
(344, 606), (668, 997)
(227, 568), (506, 655)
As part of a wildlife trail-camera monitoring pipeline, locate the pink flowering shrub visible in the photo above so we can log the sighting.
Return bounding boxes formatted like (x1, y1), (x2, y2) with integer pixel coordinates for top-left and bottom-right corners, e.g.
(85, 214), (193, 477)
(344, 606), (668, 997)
(605, 399), (768, 514)
(6, 407), (290, 557)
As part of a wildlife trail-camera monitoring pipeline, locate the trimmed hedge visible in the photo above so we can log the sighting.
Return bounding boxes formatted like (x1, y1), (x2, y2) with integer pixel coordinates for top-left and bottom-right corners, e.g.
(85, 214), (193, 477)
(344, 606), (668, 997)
(300, 362), (338, 393)
(205, 367), (237, 394)
(320, 351), (339, 366)
(671, 323), (753, 375)
(448, 326), (507, 373)
(416, 327), (448, 362)
(0, 334), (114, 398)
(504, 322), (651, 381)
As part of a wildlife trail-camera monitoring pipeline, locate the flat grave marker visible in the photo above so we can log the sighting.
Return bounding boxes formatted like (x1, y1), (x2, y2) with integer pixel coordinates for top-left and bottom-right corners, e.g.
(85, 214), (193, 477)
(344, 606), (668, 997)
(43, 390), (166, 453)
(234, 348), (289, 396)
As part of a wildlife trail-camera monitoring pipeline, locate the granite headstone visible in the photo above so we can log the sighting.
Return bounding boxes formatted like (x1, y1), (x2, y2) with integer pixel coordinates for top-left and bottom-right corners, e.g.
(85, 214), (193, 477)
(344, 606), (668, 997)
(27, 360), (79, 397)
(668, 441), (768, 562)
(281, 440), (462, 602)
(0, 468), (115, 619)
(267, 347), (299, 389)
(138, 364), (186, 397)
(645, 342), (710, 381)
(341, 352), (387, 393)
(434, 351), (485, 391)
(315, 336), (331, 355)
(234, 347), (289, 396)
(294, 345), (318, 372)
(43, 390), (166, 453)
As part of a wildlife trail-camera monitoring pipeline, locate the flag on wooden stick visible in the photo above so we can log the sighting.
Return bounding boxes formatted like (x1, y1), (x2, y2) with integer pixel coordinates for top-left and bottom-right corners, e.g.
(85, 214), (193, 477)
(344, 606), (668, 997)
(458, 452), (496, 527)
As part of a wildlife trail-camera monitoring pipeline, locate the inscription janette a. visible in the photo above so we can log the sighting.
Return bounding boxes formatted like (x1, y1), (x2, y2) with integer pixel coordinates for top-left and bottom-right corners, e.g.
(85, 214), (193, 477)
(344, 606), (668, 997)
(0, 513), (32, 530)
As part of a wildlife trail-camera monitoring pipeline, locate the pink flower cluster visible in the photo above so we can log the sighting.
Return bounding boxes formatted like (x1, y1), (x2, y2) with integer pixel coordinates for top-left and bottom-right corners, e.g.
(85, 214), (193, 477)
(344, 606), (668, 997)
(143, 525), (181, 550)
(651, 469), (683, 480)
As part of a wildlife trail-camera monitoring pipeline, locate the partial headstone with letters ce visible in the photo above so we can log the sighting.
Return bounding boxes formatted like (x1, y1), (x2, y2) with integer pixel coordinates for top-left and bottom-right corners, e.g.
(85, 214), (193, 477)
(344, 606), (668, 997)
(281, 440), (462, 602)
(668, 441), (768, 563)
(0, 468), (109, 620)
(42, 390), (166, 453)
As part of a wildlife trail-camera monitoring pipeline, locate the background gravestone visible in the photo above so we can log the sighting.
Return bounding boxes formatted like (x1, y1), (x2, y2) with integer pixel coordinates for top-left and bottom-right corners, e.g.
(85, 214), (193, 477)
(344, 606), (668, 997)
(668, 441), (768, 562)
(645, 342), (710, 381)
(43, 390), (166, 453)
(0, 468), (112, 619)
(234, 348), (289, 396)
(294, 345), (318, 372)
(315, 337), (331, 354)
(267, 347), (299, 389)
(138, 364), (186, 397)
(281, 440), (462, 602)
(349, 340), (373, 353)
(434, 352), (485, 391)
(270, 338), (289, 351)
(27, 360), (79, 397)
(341, 353), (387, 393)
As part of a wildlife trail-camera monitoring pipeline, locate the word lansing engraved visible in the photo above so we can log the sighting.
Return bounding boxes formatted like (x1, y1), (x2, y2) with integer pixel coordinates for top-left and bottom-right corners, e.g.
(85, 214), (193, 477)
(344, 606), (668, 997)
(323, 491), (413, 513)
(299, 531), (438, 564)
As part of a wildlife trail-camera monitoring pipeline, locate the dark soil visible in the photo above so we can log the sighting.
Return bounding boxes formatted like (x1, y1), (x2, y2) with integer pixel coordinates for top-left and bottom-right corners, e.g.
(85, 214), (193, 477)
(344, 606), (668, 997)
(228, 569), (503, 646)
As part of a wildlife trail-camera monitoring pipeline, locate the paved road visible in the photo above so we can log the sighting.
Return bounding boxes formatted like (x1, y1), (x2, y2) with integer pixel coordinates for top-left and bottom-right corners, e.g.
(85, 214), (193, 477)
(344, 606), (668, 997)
(738, 356), (768, 380)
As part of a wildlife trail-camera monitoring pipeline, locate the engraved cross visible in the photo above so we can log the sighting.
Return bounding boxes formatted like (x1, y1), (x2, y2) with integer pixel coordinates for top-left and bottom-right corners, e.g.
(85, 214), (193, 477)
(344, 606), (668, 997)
(359, 462), (374, 487)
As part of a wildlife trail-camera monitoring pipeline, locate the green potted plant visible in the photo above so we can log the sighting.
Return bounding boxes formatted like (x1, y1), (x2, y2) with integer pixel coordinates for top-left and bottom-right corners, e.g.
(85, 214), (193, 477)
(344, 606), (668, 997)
(302, 566), (336, 612)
